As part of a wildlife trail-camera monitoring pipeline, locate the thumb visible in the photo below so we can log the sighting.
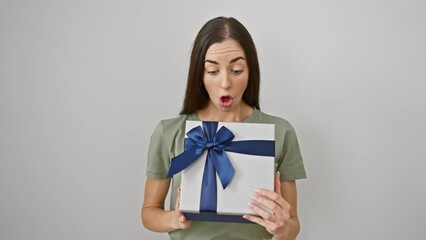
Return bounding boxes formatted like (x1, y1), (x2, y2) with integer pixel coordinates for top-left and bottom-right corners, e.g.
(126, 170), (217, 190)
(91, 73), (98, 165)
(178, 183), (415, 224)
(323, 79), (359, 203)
(274, 171), (282, 195)
(175, 187), (181, 210)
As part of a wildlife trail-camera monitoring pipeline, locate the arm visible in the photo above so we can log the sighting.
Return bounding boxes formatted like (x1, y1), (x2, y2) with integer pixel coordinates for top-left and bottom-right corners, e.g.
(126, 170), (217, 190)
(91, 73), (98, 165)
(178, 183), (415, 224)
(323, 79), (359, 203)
(274, 179), (300, 239)
(141, 178), (191, 232)
(243, 172), (300, 240)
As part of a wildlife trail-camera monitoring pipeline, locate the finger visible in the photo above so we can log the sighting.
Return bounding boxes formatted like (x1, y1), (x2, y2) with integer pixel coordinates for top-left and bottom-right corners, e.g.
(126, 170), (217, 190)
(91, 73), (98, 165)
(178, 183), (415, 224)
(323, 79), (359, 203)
(181, 220), (191, 229)
(250, 194), (283, 216)
(254, 188), (288, 209)
(177, 211), (192, 229)
(248, 200), (278, 222)
(244, 214), (285, 236)
(243, 214), (268, 227)
(275, 171), (282, 195)
(178, 212), (187, 222)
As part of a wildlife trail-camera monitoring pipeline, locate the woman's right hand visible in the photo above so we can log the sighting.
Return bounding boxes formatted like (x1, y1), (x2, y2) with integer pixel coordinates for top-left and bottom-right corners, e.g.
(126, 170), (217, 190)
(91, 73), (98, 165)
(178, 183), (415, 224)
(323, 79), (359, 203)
(142, 178), (191, 232)
(171, 187), (191, 230)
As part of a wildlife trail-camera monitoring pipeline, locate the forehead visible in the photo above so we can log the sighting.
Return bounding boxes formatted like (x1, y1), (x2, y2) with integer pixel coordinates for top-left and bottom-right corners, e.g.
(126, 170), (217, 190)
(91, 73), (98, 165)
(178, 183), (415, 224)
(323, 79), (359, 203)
(205, 39), (246, 59)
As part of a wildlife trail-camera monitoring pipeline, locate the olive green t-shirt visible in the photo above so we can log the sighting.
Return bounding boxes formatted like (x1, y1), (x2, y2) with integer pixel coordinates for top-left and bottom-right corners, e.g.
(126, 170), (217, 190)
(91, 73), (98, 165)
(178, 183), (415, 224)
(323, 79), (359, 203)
(146, 108), (306, 240)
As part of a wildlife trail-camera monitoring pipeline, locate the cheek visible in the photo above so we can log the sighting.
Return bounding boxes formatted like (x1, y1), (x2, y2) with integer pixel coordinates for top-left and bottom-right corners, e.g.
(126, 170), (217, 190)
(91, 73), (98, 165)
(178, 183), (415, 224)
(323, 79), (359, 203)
(202, 76), (214, 92)
(236, 75), (249, 91)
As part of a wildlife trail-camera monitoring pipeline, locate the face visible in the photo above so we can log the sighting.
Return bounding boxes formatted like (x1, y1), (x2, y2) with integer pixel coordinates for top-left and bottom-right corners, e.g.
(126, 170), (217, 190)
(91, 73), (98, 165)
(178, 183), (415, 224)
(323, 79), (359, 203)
(203, 39), (249, 113)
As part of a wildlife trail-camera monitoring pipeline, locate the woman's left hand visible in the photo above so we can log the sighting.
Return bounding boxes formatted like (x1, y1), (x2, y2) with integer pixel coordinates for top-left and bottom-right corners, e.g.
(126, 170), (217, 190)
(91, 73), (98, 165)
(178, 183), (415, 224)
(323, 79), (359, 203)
(243, 172), (292, 237)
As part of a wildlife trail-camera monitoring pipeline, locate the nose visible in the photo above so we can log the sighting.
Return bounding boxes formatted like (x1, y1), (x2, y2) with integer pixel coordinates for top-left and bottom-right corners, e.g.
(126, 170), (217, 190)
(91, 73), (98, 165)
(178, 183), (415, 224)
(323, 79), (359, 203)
(220, 72), (231, 89)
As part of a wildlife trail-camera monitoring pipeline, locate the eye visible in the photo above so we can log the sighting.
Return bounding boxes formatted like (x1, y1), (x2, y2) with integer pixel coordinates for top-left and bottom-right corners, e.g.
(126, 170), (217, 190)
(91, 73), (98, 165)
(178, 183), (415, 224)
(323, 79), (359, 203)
(231, 69), (243, 75)
(207, 70), (219, 75)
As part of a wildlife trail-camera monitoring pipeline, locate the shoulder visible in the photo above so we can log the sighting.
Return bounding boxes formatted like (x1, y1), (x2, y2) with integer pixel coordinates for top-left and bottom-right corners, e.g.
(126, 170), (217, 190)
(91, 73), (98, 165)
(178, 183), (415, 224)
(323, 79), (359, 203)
(256, 110), (295, 133)
(152, 114), (193, 140)
(154, 114), (190, 132)
(158, 114), (189, 128)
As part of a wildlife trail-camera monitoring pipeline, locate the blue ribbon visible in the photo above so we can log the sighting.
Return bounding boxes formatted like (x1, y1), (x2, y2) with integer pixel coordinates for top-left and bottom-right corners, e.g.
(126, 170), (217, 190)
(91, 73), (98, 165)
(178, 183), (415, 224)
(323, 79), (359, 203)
(167, 121), (274, 213)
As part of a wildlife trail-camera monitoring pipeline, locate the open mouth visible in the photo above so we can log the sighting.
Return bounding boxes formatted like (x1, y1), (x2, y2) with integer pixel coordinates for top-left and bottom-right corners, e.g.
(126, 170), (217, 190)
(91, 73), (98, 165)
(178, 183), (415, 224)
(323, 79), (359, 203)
(219, 95), (233, 107)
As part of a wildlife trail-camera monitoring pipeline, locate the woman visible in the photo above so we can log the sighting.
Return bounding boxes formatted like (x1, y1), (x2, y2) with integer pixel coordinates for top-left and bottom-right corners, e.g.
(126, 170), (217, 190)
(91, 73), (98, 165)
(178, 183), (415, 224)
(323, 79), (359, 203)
(142, 16), (306, 240)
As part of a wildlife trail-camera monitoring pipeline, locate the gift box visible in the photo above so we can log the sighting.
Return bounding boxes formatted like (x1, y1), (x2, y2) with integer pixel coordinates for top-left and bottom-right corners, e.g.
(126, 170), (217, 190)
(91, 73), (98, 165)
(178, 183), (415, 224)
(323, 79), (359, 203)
(167, 121), (275, 223)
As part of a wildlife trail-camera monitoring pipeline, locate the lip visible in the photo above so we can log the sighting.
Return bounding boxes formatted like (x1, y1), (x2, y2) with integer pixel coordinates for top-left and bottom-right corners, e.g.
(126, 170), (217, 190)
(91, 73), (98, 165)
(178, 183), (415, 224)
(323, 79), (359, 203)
(219, 95), (233, 107)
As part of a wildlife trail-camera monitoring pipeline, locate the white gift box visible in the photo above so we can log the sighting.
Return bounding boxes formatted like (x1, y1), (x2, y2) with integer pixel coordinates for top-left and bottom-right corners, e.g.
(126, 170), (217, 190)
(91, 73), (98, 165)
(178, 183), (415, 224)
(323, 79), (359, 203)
(177, 121), (275, 223)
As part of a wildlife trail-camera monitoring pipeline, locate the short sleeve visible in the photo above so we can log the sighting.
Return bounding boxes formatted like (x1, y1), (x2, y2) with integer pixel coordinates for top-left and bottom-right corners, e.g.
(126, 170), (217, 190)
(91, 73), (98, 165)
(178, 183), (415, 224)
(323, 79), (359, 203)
(277, 121), (307, 181)
(146, 121), (170, 179)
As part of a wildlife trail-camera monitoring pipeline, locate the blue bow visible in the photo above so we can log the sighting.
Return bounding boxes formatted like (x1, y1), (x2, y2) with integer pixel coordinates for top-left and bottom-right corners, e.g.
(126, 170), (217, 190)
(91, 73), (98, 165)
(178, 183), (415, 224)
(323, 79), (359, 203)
(167, 121), (274, 212)
(168, 122), (235, 188)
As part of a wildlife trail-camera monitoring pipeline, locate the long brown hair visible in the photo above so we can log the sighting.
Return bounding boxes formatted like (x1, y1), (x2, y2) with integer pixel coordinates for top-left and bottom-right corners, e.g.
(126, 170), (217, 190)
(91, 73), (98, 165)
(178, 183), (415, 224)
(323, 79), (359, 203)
(180, 17), (260, 114)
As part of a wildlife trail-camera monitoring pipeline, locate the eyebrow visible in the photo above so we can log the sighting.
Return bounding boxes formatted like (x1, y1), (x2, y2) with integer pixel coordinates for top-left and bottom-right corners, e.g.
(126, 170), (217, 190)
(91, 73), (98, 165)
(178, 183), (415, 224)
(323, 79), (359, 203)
(204, 56), (246, 65)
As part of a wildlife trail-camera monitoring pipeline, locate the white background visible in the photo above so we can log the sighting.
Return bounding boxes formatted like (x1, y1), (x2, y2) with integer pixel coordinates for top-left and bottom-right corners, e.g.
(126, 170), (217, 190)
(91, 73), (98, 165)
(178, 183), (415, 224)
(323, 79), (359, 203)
(1, 0), (425, 239)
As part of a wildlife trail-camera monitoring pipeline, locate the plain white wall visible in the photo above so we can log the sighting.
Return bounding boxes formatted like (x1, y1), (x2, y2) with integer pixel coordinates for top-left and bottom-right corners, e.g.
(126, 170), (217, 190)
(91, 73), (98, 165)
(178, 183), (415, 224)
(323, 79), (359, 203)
(1, 0), (425, 239)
